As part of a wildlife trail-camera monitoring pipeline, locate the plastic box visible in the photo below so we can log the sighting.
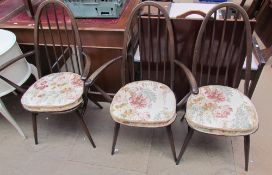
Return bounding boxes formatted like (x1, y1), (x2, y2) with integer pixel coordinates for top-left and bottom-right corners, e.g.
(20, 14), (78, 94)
(63, 0), (127, 18)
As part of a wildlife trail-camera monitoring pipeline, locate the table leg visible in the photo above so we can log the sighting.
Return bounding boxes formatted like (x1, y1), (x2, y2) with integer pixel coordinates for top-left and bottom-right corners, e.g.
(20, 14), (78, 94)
(30, 64), (39, 80)
(0, 98), (26, 138)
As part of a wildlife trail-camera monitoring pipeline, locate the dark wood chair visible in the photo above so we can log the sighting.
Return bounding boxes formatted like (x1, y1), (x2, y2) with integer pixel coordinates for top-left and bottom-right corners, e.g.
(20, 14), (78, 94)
(85, 1), (198, 162)
(176, 3), (258, 171)
(175, 10), (265, 99)
(0, 0), (98, 147)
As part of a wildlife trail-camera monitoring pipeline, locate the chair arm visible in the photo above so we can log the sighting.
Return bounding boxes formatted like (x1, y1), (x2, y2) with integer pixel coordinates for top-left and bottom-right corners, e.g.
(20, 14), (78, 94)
(174, 60), (198, 94)
(85, 56), (122, 103)
(85, 56), (122, 87)
(174, 60), (199, 110)
(0, 51), (35, 72)
(0, 75), (26, 93)
(81, 52), (92, 81)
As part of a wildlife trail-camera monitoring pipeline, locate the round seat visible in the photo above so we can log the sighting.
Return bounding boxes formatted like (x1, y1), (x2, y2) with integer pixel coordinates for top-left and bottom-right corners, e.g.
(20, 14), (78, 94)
(110, 80), (176, 127)
(21, 72), (84, 112)
(185, 85), (258, 136)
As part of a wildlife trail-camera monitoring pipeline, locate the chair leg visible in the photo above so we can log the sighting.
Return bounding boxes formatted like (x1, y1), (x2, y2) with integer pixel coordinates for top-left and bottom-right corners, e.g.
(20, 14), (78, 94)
(87, 93), (103, 109)
(166, 125), (177, 161)
(91, 99), (103, 109)
(76, 111), (96, 148)
(111, 122), (120, 155)
(244, 135), (250, 171)
(180, 113), (186, 122)
(32, 113), (38, 145)
(180, 107), (186, 122)
(176, 126), (194, 165)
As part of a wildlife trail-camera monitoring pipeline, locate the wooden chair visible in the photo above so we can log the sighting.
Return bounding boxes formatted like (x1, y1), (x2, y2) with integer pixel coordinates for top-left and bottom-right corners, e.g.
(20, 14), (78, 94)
(0, 0), (98, 147)
(176, 3), (258, 171)
(175, 9), (265, 99)
(86, 1), (198, 161)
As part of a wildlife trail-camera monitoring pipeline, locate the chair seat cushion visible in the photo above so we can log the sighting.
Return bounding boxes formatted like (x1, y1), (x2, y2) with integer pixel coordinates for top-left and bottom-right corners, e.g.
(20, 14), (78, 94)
(110, 81), (176, 127)
(186, 85), (258, 136)
(21, 72), (83, 112)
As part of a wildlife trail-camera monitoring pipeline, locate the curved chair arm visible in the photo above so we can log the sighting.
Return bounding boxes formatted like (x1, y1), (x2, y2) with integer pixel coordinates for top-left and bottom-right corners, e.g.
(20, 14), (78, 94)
(85, 56), (122, 87)
(0, 51), (34, 94)
(0, 75), (26, 93)
(174, 60), (199, 110)
(0, 51), (35, 72)
(174, 60), (198, 94)
(85, 56), (122, 103)
(81, 52), (92, 81)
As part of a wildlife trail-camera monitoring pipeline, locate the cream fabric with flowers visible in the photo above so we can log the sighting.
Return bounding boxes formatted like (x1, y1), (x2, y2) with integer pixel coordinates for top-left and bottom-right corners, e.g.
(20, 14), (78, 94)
(21, 72), (83, 112)
(110, 81), (176, 127)
(186, 85), (258, 136)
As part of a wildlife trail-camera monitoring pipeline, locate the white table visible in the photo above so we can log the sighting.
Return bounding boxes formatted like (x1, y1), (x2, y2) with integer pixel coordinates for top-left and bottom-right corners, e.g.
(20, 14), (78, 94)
(0, 29), (38, 138)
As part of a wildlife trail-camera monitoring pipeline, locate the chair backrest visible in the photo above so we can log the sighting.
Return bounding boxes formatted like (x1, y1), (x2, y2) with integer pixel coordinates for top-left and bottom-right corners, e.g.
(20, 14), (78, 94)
(34, 0), (84, 78)
(192, 2), (252, 96)
(122, 1), (175, 89)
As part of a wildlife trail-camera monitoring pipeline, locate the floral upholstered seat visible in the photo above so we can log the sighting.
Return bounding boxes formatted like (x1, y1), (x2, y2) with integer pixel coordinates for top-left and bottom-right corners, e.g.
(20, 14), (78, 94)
(186, 85), (258, 136)
(21, 72), (84, 112)
(110, 81), (176, 127)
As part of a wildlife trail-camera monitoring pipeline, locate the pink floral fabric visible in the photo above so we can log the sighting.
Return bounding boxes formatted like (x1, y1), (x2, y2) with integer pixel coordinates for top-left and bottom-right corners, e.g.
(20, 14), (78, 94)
(21, 72), (83, 112)
(186, 85), (258, 136)
(110, 81), (176, 127)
